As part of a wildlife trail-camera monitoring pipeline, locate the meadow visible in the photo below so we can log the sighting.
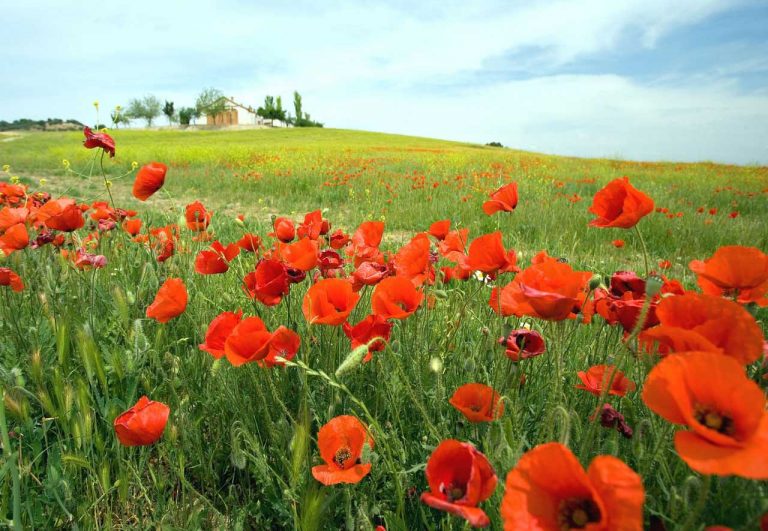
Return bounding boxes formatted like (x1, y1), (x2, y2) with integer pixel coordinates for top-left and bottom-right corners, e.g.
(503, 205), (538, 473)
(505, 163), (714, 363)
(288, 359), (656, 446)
(0, 127), (767, 530)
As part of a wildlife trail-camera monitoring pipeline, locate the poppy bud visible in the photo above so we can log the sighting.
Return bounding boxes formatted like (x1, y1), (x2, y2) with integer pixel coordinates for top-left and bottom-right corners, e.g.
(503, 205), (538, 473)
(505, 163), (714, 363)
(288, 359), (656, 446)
(645, 274), (664, 297)
(588, 274), (603, 291)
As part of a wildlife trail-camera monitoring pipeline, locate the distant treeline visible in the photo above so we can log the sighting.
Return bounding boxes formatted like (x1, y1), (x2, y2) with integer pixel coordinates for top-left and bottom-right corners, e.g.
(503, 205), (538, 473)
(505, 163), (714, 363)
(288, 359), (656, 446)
(0, 118), (84, 132)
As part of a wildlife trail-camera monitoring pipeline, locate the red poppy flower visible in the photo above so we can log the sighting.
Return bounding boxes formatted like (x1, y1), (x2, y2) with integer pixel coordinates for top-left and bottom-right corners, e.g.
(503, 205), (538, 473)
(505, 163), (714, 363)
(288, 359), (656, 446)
(0, 223), (28, 254)
(0, 267), (24, 292)
(467, 231), (519, 275)
(146, 278), (188, 323)
(237, 233), (261, 253)
(185, 201), (212, 231)
(612, 239), (625, 248)
(259, 326), (301, 368)
(113, 396), (169, 446)
(420, 440), (497, 527)
(194, 241), (240, 275)
(280, 237), (319, 271)
(149, 224), (179, 262)
(588, 177), (654, 229)
(639, 292), (763, 364)
(199, 310), (243, 359)
(311, 415), (373, 485)
(132, 162), (167, 201)
(297, 210), (327, 240)
(490, 259), (591, 321)
(72, 248), (107, 270)
(371, 276), (424, 320)
(224, 316), (273, 366)
(83, 126), (115, 158)
(482, 182), (518, 215)
(429, 219), (451, 240)
(352, 261), (389, 290)
(658, 259), (672, 270)
(689, 246), (768, 306)
(318, 249), (344, 278)
(37, 198), (85, 232)
(449, 383), (504, 423)
(0, 207), (29, 232)
(303, 278), (360, 325)
(501, 442), (644, 529)
(272, 216), (296, 243)
(329, 229), (351, 249)
(342, 314), (393, 362)
(575, 364), (636, 397)
(393, 233), (434, 286)
(122, 218), (142, 236)
(642, 351), (768, 478)
(349, 221), (384, 265)
(243, 259), (290, 306)
(438, 228), (469, 262)
(498, 329), (546, 361)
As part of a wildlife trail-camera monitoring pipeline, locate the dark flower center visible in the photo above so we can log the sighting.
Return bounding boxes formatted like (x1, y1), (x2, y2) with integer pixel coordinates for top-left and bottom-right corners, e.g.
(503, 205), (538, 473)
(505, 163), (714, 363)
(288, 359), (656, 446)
(559, 498), (601, 529)
(333, 447), (352, 469)
(694, 405), (735, 435)
(440, 482), (466, 503)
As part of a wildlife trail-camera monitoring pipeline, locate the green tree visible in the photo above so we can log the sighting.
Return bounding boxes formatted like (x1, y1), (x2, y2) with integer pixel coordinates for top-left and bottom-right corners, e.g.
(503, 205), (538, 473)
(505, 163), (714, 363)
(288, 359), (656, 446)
(178, 107), (198, 126)
(126, 95), (162, 127)
(110, 106), (130, 129)
(163, 101), (175, 125)
(293, 91), (303, 123)
(195, 88), (226, 118)
(257, 95), (287, 122)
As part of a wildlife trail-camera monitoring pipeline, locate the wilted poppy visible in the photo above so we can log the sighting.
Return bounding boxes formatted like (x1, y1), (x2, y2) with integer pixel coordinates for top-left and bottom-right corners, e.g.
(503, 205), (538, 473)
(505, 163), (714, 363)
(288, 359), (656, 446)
(194, 241), (240, 275)
(272, 216), (296, 243)
(224, 316), (273, 366)
(490, 259), (591, 321)
(132, 162), (167, 201)
(639, 292), (763, 365)
(449, 383), (504, 423)
(421, 440), (497, 527)
(72, 248), (107, 270)
(575, 365), (636, 397)
(303, 278), (360, 325)
(83, 126), (115, 158)
(428, 219), (451, 240)
(501, 442), (644, 529)
(0, 267), (24, 292)
(113, 396), (169, 446)
(311, 415), (373, 485)
(467, 231), (519, 275)
(243, 259), (290, 306)
(342, 314), (393, 362)
(498, 329), (546, 361)
(482, 182), (518, 215)
(329, 229), (351, 249)
(689, 246), (768, 306)
(352, 261), (389, 289)
(199, 310), (243, 359)
(318, 249), (345, 278)
(642, 351), (768, 478)
(185, 201), (212, 231)
(588, 177), (654, 229)
(146, 278), (188, 323)
(371, 276), (423, 320)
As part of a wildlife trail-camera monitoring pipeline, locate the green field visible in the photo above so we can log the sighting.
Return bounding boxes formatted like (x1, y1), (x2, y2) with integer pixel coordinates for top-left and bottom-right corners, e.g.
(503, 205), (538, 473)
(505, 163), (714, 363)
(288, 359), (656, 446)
(1, 128), (767, 529)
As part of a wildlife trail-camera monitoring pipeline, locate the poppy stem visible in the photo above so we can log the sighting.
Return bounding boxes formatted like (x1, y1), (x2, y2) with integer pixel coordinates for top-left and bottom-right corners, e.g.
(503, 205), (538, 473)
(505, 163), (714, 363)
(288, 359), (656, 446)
(633, 225), (649, 276)
(99, 150), (117, 212)
(0, 391), (23, 531)
(680, 474), (711, 531)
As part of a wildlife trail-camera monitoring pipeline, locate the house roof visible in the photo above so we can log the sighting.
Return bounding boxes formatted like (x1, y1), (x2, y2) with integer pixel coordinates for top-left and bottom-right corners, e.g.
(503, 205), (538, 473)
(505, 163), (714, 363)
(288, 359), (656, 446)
(199, 96), (257, 114)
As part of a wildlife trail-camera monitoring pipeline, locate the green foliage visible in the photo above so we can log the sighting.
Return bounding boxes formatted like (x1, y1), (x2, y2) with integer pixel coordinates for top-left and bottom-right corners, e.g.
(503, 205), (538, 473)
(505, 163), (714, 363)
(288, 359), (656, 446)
(163, 101), (175, 125)
(0, 118), (83, 131)
(178, 107), (197, 126)
(291, 91), (323, 127)
(125, 95), (162, 127)
(110, 107), (130, 129)
(257, 95), (288, 122)
(195, 88), (226, 117)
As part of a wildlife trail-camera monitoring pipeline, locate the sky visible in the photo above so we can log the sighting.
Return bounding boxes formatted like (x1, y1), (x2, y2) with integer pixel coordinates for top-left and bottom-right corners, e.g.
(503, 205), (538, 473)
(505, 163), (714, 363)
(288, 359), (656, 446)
(2, 0), (767, 164)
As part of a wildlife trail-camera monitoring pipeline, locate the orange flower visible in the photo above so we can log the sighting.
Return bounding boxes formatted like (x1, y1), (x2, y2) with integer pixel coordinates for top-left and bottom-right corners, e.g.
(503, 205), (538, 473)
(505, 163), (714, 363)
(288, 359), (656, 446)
(428, 219), (451, 240)
(199, 310), (243, 359)
(342, 314), (393, 362)
(393, 233), (434, 286)
(37, 198), (85, 232)
(639, 292), (763, 365)
(122, 218), (142, 236)
(467, 231), (519, 275)
(0, 223), (29, 254)
(272, 216), (296, 243)
(280, 237), (319, 271)
(259, 326), (301, 368)
(303, 278), (360, 325)
(113, 396), (169, 446)
(490, 259), (591, 321)
(449, 383), (503, 423)
(371, 276), (423, 320)
(689, 246), (768, 306)
(421, 440), (497, 527)
(224, 316), (273, 366)
(146, 278), (188, 323)
(588, 177), (654, 229)
(132, 162), (167, 201)
(0, 267), (24, 292)
(348, 220), (384, 265)
(185, 201), (212, 231)
(194, 241), (240, 275)
(311, 415), (373, 485)
(642, 351), (768, 478)
(575, 365), (636, 397)
(501, 442), (644, 529)
(482, 182), (518, 215)
(612, 239), (625, 248)
(0, 206), (29, 232)
(297, 210), (328, 240)
(237, 233), (261, 253)
(352, 261), (389, 290)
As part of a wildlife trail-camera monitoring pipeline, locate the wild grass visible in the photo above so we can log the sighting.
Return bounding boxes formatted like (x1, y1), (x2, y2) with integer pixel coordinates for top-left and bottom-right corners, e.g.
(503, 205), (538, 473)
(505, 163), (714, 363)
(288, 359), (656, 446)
(1, 128), (766, 529)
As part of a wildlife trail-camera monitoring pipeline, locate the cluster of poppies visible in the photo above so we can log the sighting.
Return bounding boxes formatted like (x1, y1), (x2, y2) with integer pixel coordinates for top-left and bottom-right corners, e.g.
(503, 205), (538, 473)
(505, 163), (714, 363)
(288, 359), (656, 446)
(2, 128), (767, 529)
